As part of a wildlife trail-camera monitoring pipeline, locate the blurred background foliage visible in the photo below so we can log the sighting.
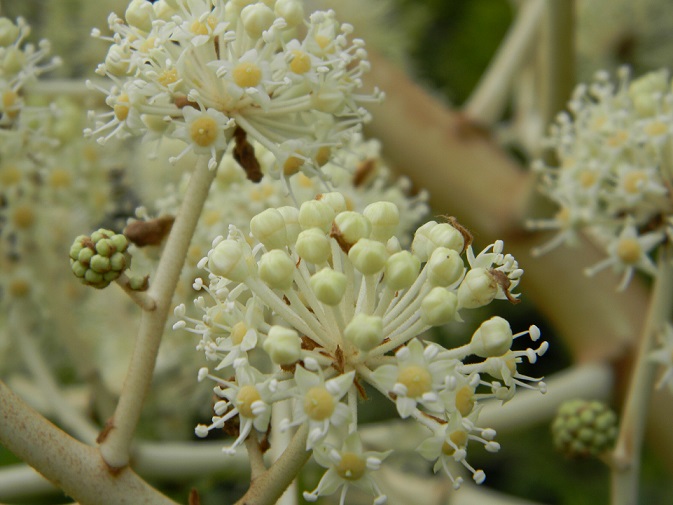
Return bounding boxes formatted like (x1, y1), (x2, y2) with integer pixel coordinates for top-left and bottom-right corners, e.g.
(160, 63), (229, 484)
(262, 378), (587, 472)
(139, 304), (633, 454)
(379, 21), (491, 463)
(2, 0), (673, 504)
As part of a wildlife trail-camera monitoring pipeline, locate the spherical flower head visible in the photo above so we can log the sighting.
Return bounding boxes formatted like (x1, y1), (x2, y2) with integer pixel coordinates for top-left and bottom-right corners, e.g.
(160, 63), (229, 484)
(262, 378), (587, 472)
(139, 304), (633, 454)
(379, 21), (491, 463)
(530, 67), (673, 289)
(551, 399), (618, 458)
(69, 229), (130, 289)
(89, 2), (383, 181)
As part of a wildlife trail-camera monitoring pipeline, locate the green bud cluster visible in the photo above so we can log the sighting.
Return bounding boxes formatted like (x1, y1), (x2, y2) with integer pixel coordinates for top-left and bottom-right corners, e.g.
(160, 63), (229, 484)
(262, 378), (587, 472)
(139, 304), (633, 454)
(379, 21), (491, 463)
(551, 399), (618, 458)
(69, 229), (129, 289)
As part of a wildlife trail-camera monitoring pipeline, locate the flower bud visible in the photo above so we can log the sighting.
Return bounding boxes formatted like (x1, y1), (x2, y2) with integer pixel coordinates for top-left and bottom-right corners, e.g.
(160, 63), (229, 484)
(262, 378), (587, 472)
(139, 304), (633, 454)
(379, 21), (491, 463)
(334, 211), (371, 245)
(275, 0), (304, 27)
(384, 251), (420, 290)
(263, 326), (302, 365)
(241, 3), (275, 39)
(310, 268), (346, 305)
(470, 316), (513, 358)
(551, 399), (618, 458)
(125, 0), (154, 32)
(104, 45), (131, 77)
(363, 201), (399, 242)
(296, 228), (331, 264)
(299, 199), (335, 232)
(348, 239), (387, 275)
(251, 208), (287, 249)
(628, 69), (668, 117)
(411, 221), (437, 262)
(0, 18), (19, 46)
(277, 206), (300, 245)
(259, 250), (295, 290)
(208, 239), (251, 282)
(319, 192), (347, 214)
(457, 268), (497, 309)
(344, 313), (383, 351)
(427, 223), (464, 255)
(421, 287), (458, 326)
(427, 247), (464, 287)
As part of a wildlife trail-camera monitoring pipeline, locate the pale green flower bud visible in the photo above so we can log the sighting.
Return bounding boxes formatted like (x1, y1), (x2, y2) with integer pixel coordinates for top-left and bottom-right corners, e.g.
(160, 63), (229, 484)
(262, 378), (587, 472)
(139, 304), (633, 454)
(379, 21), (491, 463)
(319, 192), (347, 214)
(411, 221), (437, 262)
(104, 45), (131, 77)
(241, 3), (275, 39)
(344, 313), (383, 351)
(421, 287), (458, 326)
(348, 239), (387, 275)
(427, 247), (464, 287)
(363, 202), (399, 242)
(457, 267), (497, 309)
(334, 211), (371, 245)
(208, 240), (251, 282)
(275, 0), (304, 27)
(470, 316), (513, 358)
(427, 223), (464, 255)
(299, 199), (335, 232)
(263, 326), (302, 365)
(251, 208), (287, 250)
(384, 251), (420, 290)
(277, 206), (300, 245)
(551, 399), (618, 458)
(259, 250), (295, 290)
(125, 0), (154, 32)
(628, 69), (668, 117)
(310, 268), (346, 305)
(296, 228), (331, 264)
(0, 18), (19, 46)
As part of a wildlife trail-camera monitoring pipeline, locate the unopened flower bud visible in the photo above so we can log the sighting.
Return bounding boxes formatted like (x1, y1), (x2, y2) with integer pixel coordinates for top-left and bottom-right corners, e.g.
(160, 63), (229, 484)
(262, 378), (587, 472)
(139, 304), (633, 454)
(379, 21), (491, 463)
(551, 399), (618, 458)
(208, 239), (251, 282)
(628, 69), (668, 117)
(296, 228), (331, 264)
(348, 238), (387, 275)
(69, 229), (130, 289)
(319, 192), (347, 214)
(251, 208), (288, 249)
(334, 211), (371, 245)
(384, 251), (420, 290)
(277, 206), (300, 244)
(125, 0), (154, 32)
(310, 268), (346, 305)
(275, 0), (304, 27)
(241, 3), (275, 39)
(470, 316), (513, 358)
(411, 221), (436, 262)
(344, 313), (383, 351)
(259, 250), (295, 290)
(427, 223), (465, 255)
(421, 287), (458, 326)
(263, 326), (302, 365)
(427, 247), (464, 287)
(299, 199), (335, 232)
(363, 201), (399, 242)
(457, 268), (497, 309)
(0, 18), (19, 46)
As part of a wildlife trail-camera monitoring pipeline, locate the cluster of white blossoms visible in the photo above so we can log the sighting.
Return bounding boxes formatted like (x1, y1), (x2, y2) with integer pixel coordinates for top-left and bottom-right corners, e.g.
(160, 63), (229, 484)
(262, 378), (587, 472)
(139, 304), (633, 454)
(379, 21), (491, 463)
(175, 193), (547, 502)
(87, 0), (382, 180)
(530, 68), (673, 290)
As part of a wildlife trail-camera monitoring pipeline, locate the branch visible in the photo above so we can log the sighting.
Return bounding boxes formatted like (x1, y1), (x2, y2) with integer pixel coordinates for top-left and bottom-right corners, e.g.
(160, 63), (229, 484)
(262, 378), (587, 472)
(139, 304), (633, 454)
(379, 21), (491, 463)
(99, 156), (218, 469)
(0, 381), (177, 505)
(235, 424), (310, 505)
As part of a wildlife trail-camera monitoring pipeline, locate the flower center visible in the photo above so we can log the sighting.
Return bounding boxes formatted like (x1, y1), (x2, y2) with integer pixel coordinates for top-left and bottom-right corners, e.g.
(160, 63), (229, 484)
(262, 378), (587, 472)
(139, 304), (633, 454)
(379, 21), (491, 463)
(189, 116), (219, 147)
(12, 204), (35, 229)
(2, 90), (19, 118)
(0, 165), (21, 185)
(623, 170), (647, 194)
(578, 170), (598, 188)
(616, 237), (641, 264)
(606, 130), (629, 148)
(397, 365), (432, 398)
(113, 94), (130, 121)
(231, 321), (247, 345)
(335, 452), (367, 481)
(233, 62), (262, 88)
(455, 385), (475, 417)
(190, 20), (209, 35)
(49, 168), (72, 188)
(236, 384), (261, 418)
(441, 430), (468, 456)
(158, 68), (178, 87)
(9, 278), (30, 298)
(289, 50), (311, 74)
(645, 121), (667, 137)
(283, 154), (304, 175)
(303, 386), (335, 421)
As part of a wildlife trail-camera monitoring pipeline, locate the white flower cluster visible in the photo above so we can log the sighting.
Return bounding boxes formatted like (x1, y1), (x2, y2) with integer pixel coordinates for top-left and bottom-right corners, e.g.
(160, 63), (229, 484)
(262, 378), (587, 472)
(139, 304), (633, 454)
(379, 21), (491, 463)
(530, 68), (673, 290)
(175, 194), (547, 501)
(87, 0), (382, 176)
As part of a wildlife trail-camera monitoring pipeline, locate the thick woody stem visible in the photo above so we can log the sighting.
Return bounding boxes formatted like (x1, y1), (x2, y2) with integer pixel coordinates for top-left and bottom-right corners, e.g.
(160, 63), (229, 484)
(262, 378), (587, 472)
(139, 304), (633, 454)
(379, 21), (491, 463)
(0, 381), (178, 505)
(611, 246), (673, 505)
(99, 156), (217, 469)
